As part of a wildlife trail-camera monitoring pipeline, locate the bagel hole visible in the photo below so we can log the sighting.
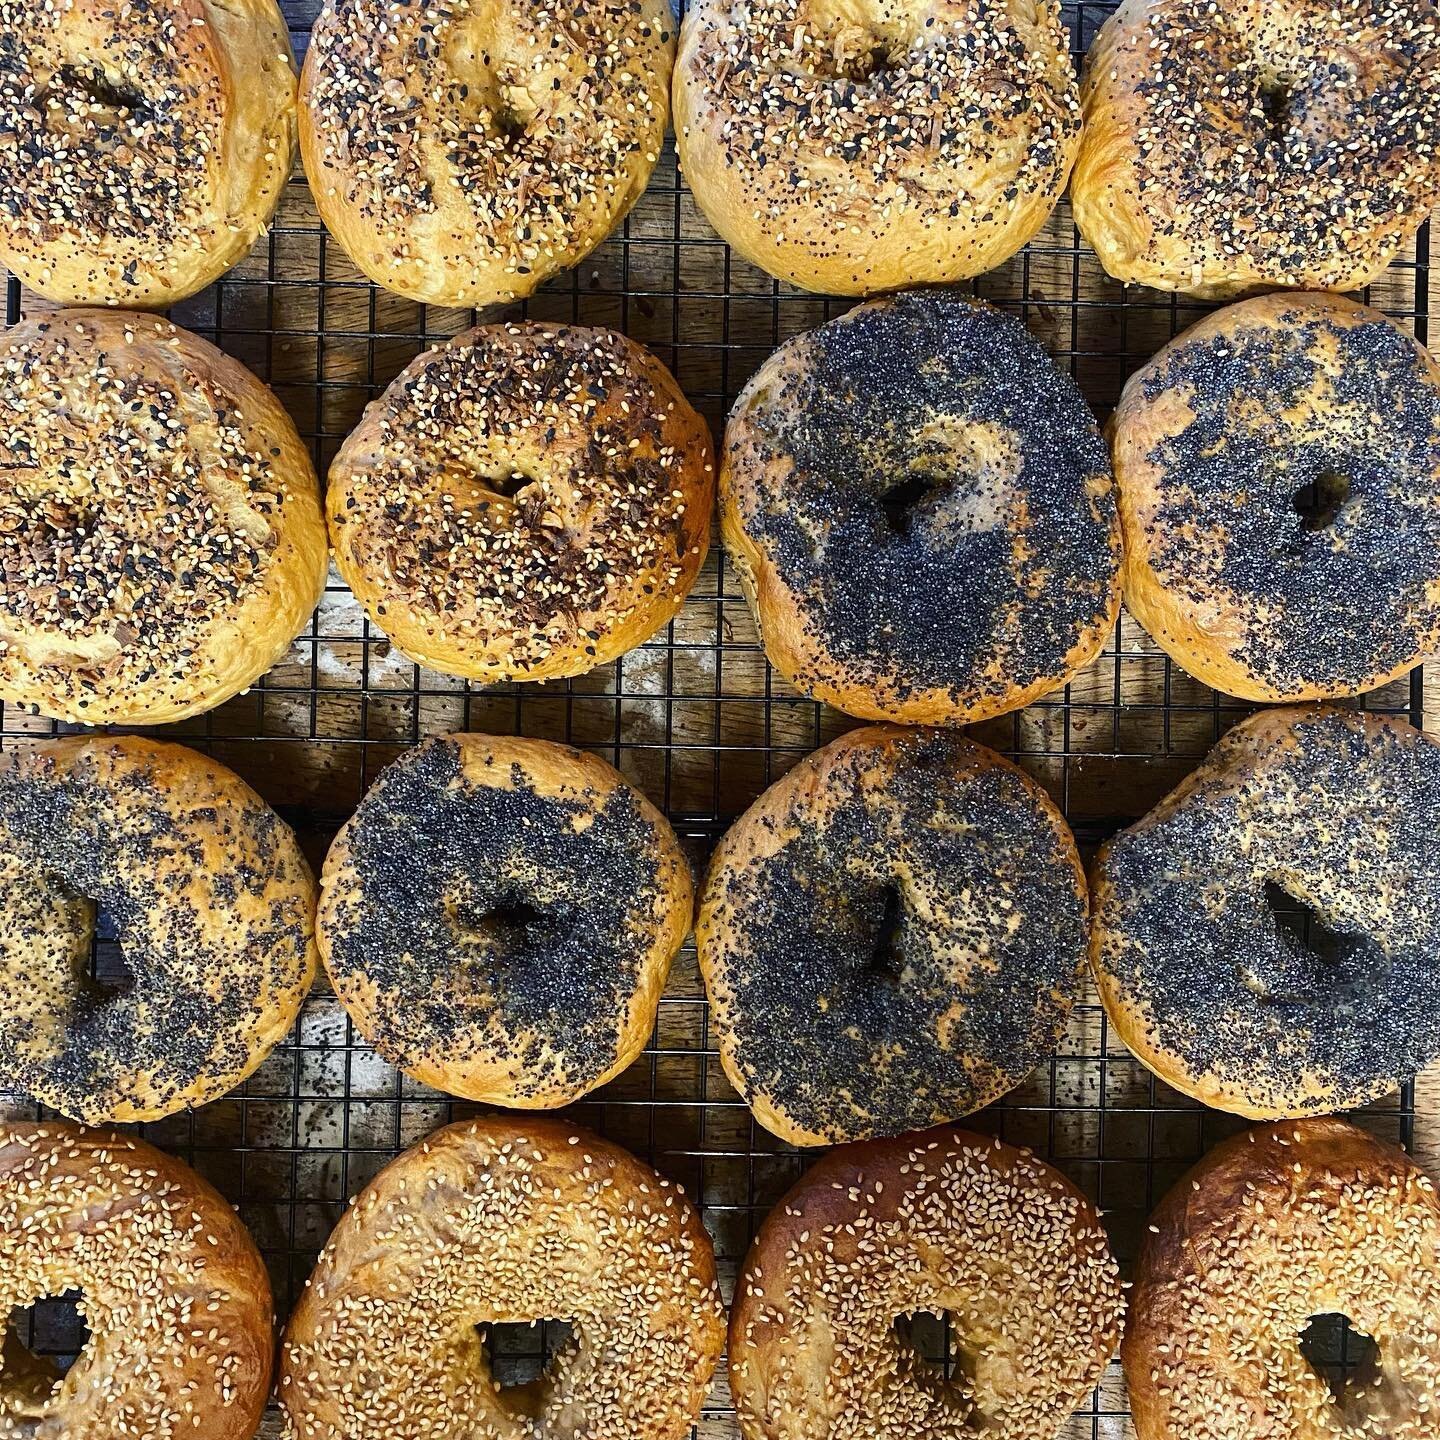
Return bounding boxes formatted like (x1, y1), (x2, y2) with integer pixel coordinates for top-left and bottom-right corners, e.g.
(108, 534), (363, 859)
(866, 884), (907, 982)
(5, 1290), (90, 1391)
(479, 467), (539, 501)
(476, 1319), (575, 1407)
(893, 1310), (965, 1381)
(1292, 469), (1351, 531)
(43, 63), (145, 117)
(1261, 882), (1369, 991)
(1300, 1313), (1379, 1405)
(879, 473), (936, 535)
(86, 901), (133, 998)
(1258, 75), (1294, 140)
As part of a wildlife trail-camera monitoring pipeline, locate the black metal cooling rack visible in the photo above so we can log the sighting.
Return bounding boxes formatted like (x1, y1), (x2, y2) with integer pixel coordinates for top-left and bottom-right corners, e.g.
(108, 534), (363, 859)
(0, 4), (1430, 1435)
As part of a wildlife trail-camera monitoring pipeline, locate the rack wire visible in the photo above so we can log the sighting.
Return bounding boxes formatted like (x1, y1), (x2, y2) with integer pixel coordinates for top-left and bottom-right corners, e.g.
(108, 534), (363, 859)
(0, 3), (1429, 1434)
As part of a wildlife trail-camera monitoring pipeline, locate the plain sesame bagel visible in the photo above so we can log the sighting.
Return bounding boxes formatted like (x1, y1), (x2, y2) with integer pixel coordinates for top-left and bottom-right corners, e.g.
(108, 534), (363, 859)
(673, 0), (1082, 295)
(696, 725), (1089, 1147)
(721, 290), (1121, 725)
(729, 1126), (1124, 1440)
(0, 736), (318, 1125)
(328, 321), (714, 683)
(1126, 1118), (1440, 1440)
(300, 0), (674, 307)
(0, 0), (297, 307)
(0, 1123), (273, 1440)
(280, 1115), (726, 1440)
(0, 310), (328, 726)
(1072, 0), (1440, 298)
(1110, 293), (1440, 703)
(1091, 706), (1440, 1120)
(317, 733), (692, 1108)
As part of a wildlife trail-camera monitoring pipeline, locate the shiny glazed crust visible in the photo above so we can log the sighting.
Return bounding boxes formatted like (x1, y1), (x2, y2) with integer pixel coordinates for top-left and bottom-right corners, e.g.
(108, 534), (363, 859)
(1110, 292), (1440, 702)
(1091, 706), (1440, 1119)
(674, 0), (1082, 295)
(1126, 1119), (1440, 1440)
(1072, 0), (1440, 298)
(327, 321), (714, 682)
(280, 1115), (726, 1440)
(0, 310), (328, 726)
(300, 0), (674, 306)
(317, 733), (693, 1107)
(0, 0), (297, 306)
(720, 292), (1120, 724)
(0, 736), (318, 1123)
(697, 725), (1089, 1146)
(0, 1122), (273, 1440)
(730, 1126), (1124, 1439)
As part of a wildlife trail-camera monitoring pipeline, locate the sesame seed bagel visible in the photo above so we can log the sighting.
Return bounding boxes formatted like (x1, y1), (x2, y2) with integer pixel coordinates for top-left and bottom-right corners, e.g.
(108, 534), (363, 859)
(696, 725), (1089, 1147)
(730, 1126), (1124, 1440)
(300, 0), (674, 307)
(0, 310), (327, 727)
(280, 1115), (726, 1440)
(0, 1123), (273, 1440)
(328, 321), (714, 683)
(673, 0), (1082, 295)
(0, 0), (297, 307)
(317, 733), (692, 1108)
(1072, 0), (1440, 299)
(1126, 1118), (1440, 1440)
(1111, 293), (1440, 703)
(721, 291), (1121, 725)
(1091, 706), (1440, 1120)
(0, 736), (318, 1125)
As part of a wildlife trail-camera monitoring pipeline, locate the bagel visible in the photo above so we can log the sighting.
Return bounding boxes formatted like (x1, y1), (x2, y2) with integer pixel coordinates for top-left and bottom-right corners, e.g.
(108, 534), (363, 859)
(721, 290), (1121, 725)
(0, 736), (318, 1124)
(1126, 1118), (1440, 1440)
(1072, 0), (1440, 297)
(300, 0), (674, 306)
(1110, 292), (1440, 702)
(0, 1122), (272, 1440)
(328, 321), (713, 683)
(317, 733), (692, 1108)
(673, 0), (1082, 295)
(0, 310), (328, 726)
(1091, 706), (1440, 1119)
(0, 0), (297, 306)
(697, 724), (1089, 1147)
(730, 1126), (1124, 1440)
(280, 1115), (725, 1440)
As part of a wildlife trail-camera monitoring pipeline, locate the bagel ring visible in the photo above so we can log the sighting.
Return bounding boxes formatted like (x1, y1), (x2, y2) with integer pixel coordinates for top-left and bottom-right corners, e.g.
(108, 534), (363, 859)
(1072, 0), (1440, 297)
(280, 1115), (726, 1440)
(0, 1122), (273, 1440)
(0, 736), (318, 1124)
(0, 0), (297, 306)
(301, 0), (675, 306)
(1091, 706), (1440, 1119)
(1126, 1118), (1440, 1440)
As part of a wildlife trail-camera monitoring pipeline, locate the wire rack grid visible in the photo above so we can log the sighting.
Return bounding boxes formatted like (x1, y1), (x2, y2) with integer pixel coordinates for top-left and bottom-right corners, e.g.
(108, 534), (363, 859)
(0, 2), (1431, 1435)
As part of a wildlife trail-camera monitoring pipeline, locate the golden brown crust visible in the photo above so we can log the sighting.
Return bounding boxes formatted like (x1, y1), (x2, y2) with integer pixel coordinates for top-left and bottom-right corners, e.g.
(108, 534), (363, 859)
(730, 1126), (1124, 1440)
(280, 1115), (725, 1440)
(0, 1122), (273, 1440)
(1110, 292), (1440, 702)
(674, 0), (1081, 296)
(720, 291), (1120, 725)
(0, 310), (328, 726)
(327, 321), (713, 682)
(300, 0), (674, 307)
(697, 725), (1089, 1147)
(316, 733), (692, 1107)
(1126, 1118), (1440, 1440)
(1072, 0), (1440, 298)
(0, 0), (297, 307)
(1091, 706), (1440, 1120)
(0, 735), (318, 1124)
